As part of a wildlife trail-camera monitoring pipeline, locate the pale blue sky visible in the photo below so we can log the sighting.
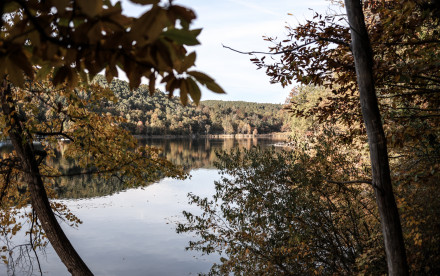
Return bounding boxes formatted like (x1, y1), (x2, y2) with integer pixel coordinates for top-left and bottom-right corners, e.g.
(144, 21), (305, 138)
(119, 0), (334, 103)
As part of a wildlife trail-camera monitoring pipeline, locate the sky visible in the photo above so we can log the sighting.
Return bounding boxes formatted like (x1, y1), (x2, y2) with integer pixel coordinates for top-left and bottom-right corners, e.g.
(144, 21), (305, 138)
(119, 0), (334, 104)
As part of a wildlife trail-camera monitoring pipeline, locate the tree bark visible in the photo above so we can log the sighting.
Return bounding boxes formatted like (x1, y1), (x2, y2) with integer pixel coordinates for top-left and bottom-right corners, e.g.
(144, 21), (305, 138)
(1, 81), (93, 276)
(344, 1), (409, 275)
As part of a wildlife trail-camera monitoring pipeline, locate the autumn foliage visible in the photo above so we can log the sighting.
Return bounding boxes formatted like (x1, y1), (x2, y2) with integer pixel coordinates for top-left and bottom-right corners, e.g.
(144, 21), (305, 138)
(0, 0), (224, 274)
(179, 0), (440, 274)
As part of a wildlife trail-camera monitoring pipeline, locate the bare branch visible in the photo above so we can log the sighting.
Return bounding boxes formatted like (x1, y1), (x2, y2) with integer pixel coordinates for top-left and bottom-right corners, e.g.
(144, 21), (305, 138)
(222, 41), (315, 56)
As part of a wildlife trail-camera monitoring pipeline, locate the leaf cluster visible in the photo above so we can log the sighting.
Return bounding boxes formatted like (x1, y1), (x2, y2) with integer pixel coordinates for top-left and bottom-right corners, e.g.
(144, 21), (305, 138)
(0, 0), (224, 104)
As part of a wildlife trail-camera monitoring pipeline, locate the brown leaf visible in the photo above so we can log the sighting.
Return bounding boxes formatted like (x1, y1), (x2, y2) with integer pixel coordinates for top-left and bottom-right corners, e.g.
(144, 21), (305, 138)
(169, 5), (196, 23)
(148, 73), (156, 95)
(5, 57), (24, 87)
(105, 65), (118, 84)
(186, 77), (201, 105)
(130, 6), (168, 46)
(77, 0), (102, 18)
(179, 79), (189, 106)
(52, 66), (70, 87)
(179, 52), (196, 73)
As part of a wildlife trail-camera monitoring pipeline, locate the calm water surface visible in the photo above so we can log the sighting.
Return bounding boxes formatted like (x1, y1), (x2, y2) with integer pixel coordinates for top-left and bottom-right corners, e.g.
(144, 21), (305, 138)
(1, 138), (284, 276)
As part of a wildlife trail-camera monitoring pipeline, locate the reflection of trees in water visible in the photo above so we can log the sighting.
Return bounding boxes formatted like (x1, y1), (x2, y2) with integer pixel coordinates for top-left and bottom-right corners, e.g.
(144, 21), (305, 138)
(53, 174), (126, 199)
(1, 138), (284, 200)
(142, 138), (275, 171)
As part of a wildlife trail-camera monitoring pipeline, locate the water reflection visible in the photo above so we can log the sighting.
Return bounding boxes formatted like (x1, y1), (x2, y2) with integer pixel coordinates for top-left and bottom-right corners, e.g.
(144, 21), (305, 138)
(7, 138), (280, 199)
(1, 138), (285, 276)
(140, 137), (267, 170)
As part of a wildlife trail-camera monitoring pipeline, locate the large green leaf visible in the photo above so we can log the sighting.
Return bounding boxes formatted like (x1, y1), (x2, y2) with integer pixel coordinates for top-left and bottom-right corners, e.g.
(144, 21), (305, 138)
(163, 29), (200, 46)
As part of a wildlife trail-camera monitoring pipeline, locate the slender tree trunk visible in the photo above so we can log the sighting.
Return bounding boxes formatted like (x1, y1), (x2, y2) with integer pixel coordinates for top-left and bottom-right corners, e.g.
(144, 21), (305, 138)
(344, 1), (409, 275)
(1, 81), (93, 276)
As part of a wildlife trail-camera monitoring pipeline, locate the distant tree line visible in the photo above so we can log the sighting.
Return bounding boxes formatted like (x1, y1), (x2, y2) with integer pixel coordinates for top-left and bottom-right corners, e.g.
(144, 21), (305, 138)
(93, 76), (291, 135)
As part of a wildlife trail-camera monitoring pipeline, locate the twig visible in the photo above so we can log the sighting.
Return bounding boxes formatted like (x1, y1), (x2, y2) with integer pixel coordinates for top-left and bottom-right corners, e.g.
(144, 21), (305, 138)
(30, 209), (43, 276)
(222, 41), (315, 56)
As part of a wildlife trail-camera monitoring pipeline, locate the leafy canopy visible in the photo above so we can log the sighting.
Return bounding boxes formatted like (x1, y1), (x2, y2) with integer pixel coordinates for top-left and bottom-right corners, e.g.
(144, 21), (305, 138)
(0, 0), (224, 104)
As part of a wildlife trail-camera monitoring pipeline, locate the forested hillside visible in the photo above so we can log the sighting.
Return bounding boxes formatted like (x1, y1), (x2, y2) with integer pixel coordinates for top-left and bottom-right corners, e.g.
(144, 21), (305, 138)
(94, 76), (290, 135)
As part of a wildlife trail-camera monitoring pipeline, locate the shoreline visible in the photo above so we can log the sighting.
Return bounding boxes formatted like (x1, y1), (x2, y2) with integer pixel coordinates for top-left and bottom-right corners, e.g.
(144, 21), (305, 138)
(0, 133), (291, 146)
(133, 132), (290, 140)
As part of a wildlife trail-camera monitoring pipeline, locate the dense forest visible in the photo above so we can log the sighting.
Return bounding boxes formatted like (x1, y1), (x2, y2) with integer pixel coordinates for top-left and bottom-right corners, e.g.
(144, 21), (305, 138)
(93, 76), (291, 135)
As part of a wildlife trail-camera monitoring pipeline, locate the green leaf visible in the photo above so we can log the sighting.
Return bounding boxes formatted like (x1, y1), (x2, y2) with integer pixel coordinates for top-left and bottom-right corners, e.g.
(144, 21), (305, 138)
(190, 28), (202, 37)
(58, 17), (70, 27)
(163, 29), (200, 46)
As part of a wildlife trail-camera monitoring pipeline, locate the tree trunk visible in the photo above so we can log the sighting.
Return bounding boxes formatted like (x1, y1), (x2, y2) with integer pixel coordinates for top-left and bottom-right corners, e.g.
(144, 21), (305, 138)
(1, 81), (93, 276)
(343, 1), (409, 275)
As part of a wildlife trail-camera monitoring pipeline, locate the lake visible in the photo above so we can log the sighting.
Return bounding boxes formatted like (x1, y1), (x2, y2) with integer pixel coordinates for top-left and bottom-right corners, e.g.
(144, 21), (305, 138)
(1, 138), (284, 276)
